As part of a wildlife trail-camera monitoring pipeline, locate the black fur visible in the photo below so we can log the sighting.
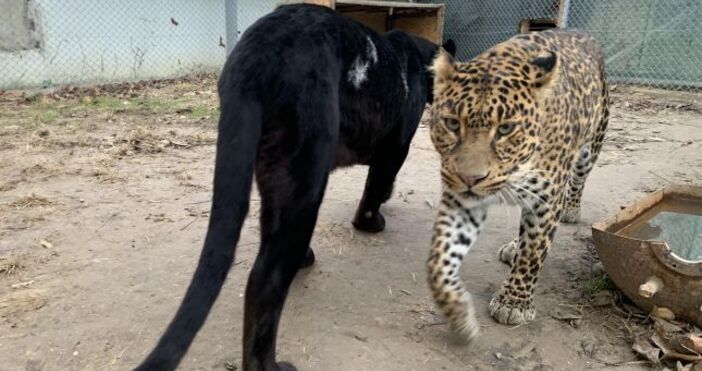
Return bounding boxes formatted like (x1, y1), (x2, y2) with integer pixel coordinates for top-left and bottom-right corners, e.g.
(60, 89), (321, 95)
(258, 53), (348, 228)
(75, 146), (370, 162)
(136, 4), (453, 371)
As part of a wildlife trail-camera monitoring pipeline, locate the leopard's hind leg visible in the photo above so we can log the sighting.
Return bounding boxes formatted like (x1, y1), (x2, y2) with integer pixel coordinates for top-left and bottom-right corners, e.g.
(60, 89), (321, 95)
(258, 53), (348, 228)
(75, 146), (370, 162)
(561, 145), (594, 223)
(562, 107), (608, 223)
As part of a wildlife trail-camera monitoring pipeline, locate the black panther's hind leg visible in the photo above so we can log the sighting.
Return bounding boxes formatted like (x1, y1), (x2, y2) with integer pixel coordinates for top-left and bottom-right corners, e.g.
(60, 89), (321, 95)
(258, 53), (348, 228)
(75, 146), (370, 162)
(299, 248), (315, 269)
(352, 140), (411, 233)
(242, 103), (336, 371)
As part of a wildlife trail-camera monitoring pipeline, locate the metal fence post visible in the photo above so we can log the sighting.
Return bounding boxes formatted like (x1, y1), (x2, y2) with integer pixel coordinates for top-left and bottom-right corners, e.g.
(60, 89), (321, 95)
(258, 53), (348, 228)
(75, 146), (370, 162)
(225, 0), (238, 55)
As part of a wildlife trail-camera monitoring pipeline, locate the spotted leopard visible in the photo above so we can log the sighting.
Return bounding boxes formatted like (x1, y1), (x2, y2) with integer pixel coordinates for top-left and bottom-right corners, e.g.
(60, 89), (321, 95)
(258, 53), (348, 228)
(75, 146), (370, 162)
(426, 29), (609, 340)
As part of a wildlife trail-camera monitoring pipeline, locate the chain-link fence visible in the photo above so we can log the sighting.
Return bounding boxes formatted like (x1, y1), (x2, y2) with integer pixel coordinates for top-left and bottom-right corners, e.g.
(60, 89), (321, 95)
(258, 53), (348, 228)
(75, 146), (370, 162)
(428, 0), (702, 90)
(0, 0), (231, 90)
(2, 0), (702, 90)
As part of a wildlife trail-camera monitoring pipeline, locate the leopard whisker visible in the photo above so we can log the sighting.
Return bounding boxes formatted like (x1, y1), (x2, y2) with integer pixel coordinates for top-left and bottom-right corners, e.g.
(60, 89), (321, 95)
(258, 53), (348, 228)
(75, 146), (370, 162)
(507, 184), (539, 216)
(496, 188), (509, 206)
(510, 183), (548, 204)
(504, 185), (526, 210)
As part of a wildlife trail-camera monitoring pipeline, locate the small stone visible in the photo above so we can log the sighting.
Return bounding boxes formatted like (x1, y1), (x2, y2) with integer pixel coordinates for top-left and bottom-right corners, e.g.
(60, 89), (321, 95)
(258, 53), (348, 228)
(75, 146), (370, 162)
(591, 262), (605, 276)
(591, 291), (613, 307)
(652, 306), (675, 320)
(580, 337), (598, 357)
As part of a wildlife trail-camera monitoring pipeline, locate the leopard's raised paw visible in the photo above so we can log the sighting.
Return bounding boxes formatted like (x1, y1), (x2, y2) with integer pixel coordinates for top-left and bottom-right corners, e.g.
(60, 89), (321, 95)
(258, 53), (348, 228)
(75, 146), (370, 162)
(447, 292), (480, 342)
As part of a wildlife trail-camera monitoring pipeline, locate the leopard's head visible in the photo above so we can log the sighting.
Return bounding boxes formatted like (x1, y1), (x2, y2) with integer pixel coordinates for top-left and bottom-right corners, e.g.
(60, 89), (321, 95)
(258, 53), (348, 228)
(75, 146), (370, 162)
(428, 40), (558, 201)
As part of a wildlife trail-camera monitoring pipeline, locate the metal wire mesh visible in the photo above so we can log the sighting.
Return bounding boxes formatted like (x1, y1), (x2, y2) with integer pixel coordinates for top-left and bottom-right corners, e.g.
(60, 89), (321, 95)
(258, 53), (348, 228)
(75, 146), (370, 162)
(0, 0), (229, 90)
(2, 1), (701, 90)
(428, 0), (702, 90)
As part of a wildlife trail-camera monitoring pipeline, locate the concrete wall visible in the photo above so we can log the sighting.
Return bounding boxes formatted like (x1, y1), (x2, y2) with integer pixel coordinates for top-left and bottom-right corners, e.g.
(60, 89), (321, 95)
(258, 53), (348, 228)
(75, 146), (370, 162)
(1, 0), (228, 89)
(0, 0), (44, 51)
(236, 0), (279, 43)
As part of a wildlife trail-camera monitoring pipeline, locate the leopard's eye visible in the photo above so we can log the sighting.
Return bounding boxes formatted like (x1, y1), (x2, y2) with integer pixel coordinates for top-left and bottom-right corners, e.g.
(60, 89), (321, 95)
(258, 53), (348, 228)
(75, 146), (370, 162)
(444, 118), (461, 131)
(496, 122), (517, 136)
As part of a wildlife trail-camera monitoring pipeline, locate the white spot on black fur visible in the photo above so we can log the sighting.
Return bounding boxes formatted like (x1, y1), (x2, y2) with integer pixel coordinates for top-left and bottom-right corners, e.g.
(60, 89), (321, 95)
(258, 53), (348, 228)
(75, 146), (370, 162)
(401, 70), (409, 97)
(366, 36), (378, 64)
(364, 211), (372, 218)
(347, 37), (378, 90)
(348, 56), (369, 89)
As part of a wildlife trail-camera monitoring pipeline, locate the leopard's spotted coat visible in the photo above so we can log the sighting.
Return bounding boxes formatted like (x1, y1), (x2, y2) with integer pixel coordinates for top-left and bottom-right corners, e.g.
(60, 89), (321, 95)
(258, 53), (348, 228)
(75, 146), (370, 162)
(426, 30), (609, 340)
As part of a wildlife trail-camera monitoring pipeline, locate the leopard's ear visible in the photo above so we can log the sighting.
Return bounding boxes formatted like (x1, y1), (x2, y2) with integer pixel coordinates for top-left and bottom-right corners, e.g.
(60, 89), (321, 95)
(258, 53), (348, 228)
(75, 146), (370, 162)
(530, 51), (557, 84)
(430, 49), (455, 95)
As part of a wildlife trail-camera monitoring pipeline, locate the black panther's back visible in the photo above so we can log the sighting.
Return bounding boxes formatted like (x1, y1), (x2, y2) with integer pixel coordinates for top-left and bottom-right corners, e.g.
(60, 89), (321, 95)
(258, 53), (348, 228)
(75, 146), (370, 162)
(135, 4), (446, 371)
(223, 4), (437, 160)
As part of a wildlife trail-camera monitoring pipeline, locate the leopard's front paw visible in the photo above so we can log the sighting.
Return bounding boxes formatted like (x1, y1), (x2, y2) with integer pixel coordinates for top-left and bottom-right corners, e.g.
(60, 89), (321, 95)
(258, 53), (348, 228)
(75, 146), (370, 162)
(497, 239), (517, 266)
(446, 292), (480, 342)
(488, 293), (535, 325)
(560, 206), (580, 224)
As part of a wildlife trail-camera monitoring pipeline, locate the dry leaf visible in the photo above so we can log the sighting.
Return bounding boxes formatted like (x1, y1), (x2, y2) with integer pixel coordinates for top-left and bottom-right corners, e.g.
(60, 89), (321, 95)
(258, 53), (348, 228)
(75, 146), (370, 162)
(633, 337), (661, 363)
(656, 318), (685, 335)
(682, 335), (702, 354)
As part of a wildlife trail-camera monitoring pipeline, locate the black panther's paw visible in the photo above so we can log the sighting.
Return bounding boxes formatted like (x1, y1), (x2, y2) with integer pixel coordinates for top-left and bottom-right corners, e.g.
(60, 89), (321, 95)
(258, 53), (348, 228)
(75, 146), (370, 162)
(299, 248), (315, 269)
(352, 210), (386, 233)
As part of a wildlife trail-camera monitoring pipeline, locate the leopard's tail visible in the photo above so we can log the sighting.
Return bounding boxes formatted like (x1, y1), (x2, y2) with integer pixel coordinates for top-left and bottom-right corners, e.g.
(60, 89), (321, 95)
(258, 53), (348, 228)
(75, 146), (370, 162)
(135, 92), (262, 371)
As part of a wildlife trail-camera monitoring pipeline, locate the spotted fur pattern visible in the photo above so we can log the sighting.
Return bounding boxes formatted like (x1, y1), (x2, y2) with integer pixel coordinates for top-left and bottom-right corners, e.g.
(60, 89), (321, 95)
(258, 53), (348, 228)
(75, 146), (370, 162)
(426, 30), (609, 340)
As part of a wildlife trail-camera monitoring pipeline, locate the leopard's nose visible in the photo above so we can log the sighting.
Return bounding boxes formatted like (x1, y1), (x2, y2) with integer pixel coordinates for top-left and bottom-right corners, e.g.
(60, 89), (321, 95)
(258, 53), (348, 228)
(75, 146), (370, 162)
(460, 172), (489, 187)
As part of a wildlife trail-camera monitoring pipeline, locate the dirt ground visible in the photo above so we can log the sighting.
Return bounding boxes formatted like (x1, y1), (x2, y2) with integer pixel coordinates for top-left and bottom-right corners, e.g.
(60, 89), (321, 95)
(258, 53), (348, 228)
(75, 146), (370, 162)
(1, 76), (701, 371)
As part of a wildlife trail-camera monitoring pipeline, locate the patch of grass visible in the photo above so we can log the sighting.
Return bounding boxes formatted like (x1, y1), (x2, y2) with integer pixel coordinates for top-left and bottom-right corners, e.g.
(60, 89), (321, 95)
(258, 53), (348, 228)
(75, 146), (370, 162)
(26, 106), (60, 125)
(24, 100), (66, 126)
(87, 96), (126, 111)
(187, 106), (212, 119)
(36, 109), (59, 124)
(7, 194), (53, 209)
(583, 273), (616, 295)
(77, 96), (179, 115)
(0, 253), (26, 276)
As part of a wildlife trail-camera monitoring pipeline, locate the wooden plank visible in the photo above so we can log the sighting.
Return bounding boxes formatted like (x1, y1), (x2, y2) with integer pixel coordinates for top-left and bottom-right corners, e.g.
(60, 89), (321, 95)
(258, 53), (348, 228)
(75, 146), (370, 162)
(342, 11), (387, 34)
(336, 0), (442, 9)
(393, 9), (442, 44)
(277, 0), (335, 8)
(278, 0), (446, 44)
(436, 4), (445, 43)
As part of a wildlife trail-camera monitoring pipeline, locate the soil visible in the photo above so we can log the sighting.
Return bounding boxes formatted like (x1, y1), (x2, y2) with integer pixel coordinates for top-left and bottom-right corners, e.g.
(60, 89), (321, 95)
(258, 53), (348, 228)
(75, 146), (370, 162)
(1, 77), (701, 371)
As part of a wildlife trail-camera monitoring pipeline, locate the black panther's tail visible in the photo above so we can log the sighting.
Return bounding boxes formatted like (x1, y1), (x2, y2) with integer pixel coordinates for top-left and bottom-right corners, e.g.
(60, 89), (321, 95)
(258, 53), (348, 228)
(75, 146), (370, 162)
(135, 93), (262, 370)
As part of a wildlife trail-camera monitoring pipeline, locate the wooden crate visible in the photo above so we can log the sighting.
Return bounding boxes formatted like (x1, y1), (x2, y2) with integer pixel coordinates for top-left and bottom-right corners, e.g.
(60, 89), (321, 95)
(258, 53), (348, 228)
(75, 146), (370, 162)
(278, 0), (445, 44)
